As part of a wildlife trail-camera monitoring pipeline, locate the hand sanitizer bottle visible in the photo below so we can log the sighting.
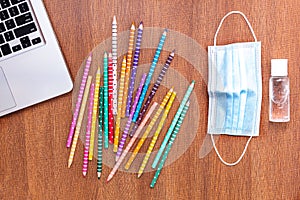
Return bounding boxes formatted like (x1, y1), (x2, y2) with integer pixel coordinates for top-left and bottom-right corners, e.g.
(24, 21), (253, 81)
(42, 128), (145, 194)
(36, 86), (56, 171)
(269, 59), (290, 122)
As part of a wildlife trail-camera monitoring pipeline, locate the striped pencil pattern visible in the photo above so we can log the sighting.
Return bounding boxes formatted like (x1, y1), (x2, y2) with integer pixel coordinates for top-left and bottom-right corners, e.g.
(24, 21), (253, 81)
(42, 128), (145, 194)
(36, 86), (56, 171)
(67, 54), (92, 147)
(113, 56), (127, 152)
(125, 88), (173, 170)
(152, 81), (195, 168)
(126, 22), (144, 117)
(132, 29), (168, 123)
(116, 73), (147, 159)
(97, 87), (104, 179)
(112, 16), (118, 115)
(150, 101), (190, 188)
(107, 103), (158, 182)
(89, 68), (101, 160)
(103, 52), (109, 148)
(83, 83), (95, 176)
(129, 50), (174, 137)
(108, 53), (114, 144)
(138, 91), (176, 177)
(121, 23), (136, 117)
(68, 76), (92, 168)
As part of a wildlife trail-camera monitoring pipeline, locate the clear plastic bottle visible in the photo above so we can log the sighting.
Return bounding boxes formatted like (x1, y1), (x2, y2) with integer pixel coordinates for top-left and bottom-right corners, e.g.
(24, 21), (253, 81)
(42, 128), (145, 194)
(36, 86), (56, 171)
(269, 59), (290, 122)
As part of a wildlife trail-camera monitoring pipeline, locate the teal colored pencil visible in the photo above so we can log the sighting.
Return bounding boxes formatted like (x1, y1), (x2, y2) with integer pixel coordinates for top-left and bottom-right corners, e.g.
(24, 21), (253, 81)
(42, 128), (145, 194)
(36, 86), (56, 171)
(97, 87), (104, 179)
(152, 80), (195, 168)
(103, 52), (109, 148)
(132, 29), (168, 122)
(150, 101), (190, 188)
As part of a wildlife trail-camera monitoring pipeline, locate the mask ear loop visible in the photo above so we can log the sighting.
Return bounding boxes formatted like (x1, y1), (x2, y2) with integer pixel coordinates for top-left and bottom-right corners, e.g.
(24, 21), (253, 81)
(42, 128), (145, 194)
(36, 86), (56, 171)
(211, 11), (256, 166)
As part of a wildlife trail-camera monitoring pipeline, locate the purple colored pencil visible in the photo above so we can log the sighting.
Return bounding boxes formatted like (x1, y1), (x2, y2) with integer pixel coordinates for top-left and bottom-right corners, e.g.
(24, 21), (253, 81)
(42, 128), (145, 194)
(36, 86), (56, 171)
(115, 73), (147, 161)
(83, 83), (95, 176)
(129, 50), (175, 137)
(125, 22), (144, 117)
(67, 53), (92, 148)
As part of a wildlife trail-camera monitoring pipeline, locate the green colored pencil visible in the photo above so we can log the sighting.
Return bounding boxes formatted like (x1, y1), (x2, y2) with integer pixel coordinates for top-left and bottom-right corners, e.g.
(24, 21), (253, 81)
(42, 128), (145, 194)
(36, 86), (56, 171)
(97, 87), (104, 179)
(152, 81), (195, 168)
(150, 100), (190, 188)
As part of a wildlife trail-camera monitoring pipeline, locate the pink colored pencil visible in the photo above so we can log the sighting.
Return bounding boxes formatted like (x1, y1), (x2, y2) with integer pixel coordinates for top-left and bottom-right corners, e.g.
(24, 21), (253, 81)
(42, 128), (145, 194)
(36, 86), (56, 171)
(107, 102), (158, 182)
(108, 53), (114, 144)
(67, 53), (92, 147)
(115, 73), (147, 157)
(83, 83), (95, 176)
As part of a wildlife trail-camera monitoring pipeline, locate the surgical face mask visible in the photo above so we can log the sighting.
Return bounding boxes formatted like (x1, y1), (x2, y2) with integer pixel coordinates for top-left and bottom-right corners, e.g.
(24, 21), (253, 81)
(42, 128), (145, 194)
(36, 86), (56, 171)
(207, 11), (262, 166)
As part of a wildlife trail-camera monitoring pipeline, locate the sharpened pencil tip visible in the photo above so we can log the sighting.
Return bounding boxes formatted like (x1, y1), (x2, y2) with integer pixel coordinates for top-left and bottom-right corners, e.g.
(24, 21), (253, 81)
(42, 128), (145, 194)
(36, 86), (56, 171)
(171, 49), (175, 55)
(106, 177), (111, 183)
(139, 21), (143, 29)
(67, 161), (72, 168)
(163, 28), (168, 34)
(186, 100), (190, 106)
(131, 22), (135, 29)
(113, 15), (116, 23)
(83, 172), (87, 176)
(97, 172), (101, 179)
(137, 173), (142, 178)
(104, 52), (107, 57)
(108, 52), (112, 58)
(115, 156), (119, 162)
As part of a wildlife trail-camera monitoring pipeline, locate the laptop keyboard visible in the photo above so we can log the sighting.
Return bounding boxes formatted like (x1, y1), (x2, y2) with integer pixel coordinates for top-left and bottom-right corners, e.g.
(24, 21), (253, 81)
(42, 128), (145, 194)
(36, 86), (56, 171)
(0, 0), (44, 61)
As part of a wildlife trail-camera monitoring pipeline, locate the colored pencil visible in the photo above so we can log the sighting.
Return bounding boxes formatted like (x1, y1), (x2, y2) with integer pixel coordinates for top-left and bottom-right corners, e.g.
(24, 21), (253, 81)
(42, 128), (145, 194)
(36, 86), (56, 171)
(150, 101), (190, 188)
(126, 21), (144, 117)
(107, 102), (158, 182)
(83, 83), (95, 176)
(68, 76), (92, 168)
(97, 87), (104, 179)
(129, 49), (174, 137)
(113, 56), (127, 151)
(125, 88), (173, 170)
(138, 91), (176, 177)
(152, 81), (195, 168)
(112, 15), (118, 115)
(108, 53), (114, 144)
(115, 73), (147, 157)
(88, 68), (101, 160)
(103, 52), (109, 148)
(131, 29), (168, 123)
(67, 53), (92, 147)
(121, 22), (136, 118)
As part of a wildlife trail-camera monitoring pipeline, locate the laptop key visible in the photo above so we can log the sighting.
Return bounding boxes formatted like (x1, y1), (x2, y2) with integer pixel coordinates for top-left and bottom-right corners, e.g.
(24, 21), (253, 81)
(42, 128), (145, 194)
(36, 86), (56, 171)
(0, 34), (4, 44)
(15, 12), (33, 26)
(0, 23), (5, 33)
(0, 0), (11, 9)
(12, 44), (21, 52)
(8, 6), (19, 17)
(5, 19), (16, 30)
(20, 36), (31, 48)
(14, 22), (37, 38)
(18, 2), (29, 13)
(1, 43), (12, 55)
(10, 0), (25, 5)
(4, 31), (14, 41)
(0, 10), (9, 20)
(32, 37), (41, 45)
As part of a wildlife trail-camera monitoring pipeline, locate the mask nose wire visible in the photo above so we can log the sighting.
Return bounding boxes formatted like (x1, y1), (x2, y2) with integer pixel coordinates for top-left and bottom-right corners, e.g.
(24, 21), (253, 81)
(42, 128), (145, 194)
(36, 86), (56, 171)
(213, 11), (258, 46)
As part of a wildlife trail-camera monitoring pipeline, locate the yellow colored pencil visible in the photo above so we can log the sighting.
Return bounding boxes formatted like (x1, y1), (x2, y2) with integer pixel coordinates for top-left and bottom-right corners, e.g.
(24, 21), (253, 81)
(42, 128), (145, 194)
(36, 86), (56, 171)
(121, 23), (136, 118)
(125, 88), (173, 170)
(68, 76), (92, 168)
(137, 91), (176, 177)
(114, 56), (127, 152)
(88, 67), (101, 160)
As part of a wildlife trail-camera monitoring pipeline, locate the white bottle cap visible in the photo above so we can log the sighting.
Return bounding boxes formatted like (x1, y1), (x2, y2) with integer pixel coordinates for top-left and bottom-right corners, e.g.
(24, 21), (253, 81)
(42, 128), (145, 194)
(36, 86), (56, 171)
(271, 59), (288, 76)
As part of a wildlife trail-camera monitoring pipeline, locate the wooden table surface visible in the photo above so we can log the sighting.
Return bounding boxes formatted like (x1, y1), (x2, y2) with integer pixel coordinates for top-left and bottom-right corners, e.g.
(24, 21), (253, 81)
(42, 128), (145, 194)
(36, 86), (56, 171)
(1, 0), (299, 199)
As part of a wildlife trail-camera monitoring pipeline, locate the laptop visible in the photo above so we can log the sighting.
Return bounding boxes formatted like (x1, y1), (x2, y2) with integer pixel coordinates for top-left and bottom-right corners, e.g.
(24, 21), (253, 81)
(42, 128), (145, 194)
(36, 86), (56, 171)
(0, 0), (73, 117)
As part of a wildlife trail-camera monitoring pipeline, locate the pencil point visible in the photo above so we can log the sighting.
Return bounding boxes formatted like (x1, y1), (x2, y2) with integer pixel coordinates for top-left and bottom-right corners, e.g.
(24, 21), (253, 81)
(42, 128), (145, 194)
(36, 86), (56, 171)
(113, 15), (116, 23)
(115, 156), (119, 162)
(163, 28), (168, 34)
(106, 176), (112, 182)
(186, 100), (190, 106)
(108, 52), (112, 58)
(139, 21), (143, 30)
(97, 172), (101, 179)
(104, 52), (107, 57)
(171, 49), (175, 55)
(137, 173), (142, 178)
(131, 22), (135, 30)
(67, 161), (72, 168)
(83, 171), (87, 176)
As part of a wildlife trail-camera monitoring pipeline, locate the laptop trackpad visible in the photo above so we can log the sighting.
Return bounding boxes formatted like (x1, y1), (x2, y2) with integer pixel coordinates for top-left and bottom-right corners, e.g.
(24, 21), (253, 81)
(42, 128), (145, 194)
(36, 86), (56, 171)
(0, 67), (16, 112)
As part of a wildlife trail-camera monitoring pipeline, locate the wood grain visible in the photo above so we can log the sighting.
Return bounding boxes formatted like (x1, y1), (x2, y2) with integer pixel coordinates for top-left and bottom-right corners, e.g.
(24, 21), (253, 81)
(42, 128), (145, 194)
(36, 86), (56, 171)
(0, 0), (299, 199)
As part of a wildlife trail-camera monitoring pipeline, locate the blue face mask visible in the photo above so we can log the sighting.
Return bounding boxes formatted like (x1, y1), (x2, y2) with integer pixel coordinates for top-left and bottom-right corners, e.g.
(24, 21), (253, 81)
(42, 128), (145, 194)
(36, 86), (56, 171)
(207, 11), (262, 166)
